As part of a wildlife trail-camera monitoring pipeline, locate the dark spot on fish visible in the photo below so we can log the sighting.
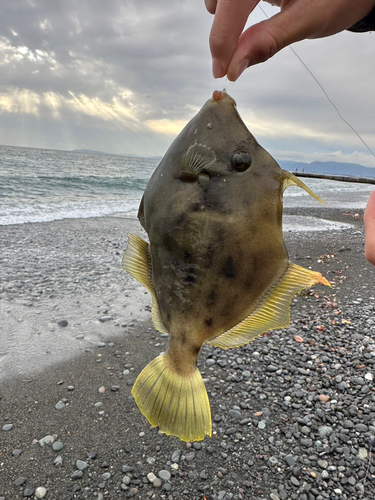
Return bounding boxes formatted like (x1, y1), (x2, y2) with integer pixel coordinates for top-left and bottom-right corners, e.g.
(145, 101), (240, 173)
(182, 266), (196, 285)
(176, 213), (187, 226)
(222, 256), (236, 279)
(205, 318), (213, 327)
(184, 250), (192, 261)
(206, 289), (217, 308)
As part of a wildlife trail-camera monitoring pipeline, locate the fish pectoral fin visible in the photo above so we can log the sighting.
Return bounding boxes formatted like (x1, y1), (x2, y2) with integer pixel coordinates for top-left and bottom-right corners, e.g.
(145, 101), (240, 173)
(206, 263), (330, 349)
(282, 170), (324, 205)
(181, 143), (216, 177)
(122, 233), (168, 334)
(132, 353), (212, 442)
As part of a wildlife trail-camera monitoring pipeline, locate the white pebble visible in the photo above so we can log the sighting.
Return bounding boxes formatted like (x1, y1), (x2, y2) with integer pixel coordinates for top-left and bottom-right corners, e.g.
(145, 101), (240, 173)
(365, 372), (373, 381)
(35, 486), (47, 498)
(147, 472), (157, 483)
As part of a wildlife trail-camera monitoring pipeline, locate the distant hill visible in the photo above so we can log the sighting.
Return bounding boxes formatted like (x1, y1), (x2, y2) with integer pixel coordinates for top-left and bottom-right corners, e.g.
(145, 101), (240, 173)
(277, 160), (375, 178)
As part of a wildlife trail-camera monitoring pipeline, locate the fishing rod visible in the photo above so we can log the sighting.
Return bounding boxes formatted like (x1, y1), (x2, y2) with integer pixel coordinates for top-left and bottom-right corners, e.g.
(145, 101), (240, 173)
(292, 172), (375, 185)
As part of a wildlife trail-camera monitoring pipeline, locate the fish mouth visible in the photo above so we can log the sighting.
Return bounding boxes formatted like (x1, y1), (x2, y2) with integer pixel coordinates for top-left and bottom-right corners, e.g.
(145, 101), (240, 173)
(212, 89), (236, 106)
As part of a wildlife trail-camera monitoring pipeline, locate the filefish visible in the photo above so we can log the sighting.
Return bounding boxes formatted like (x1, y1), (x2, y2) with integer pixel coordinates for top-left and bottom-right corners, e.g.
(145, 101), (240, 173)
(122, 90), (330, 442)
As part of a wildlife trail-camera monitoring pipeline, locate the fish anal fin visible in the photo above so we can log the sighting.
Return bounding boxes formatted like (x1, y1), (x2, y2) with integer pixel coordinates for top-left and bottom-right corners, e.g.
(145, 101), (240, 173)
(282, 170), (324, 205)
(122, 233), (168, 334)
(132, 353), (212, 442)
(206, 263), (330, 349)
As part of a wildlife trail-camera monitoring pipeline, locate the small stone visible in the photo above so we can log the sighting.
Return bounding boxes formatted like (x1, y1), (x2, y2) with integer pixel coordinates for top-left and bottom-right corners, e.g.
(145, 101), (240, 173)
(14, 478), (27, 486)
(35, 487), (47, 498)
(290, 476), (300, 487)
(12, 449), (22, 457)
(71, 470), (83, 479)
(39, 435), (55, 446)
(355, 423), (368, 432)
(2, 424), (13, 431)
(318, 395), (330, 403)
(153, 478), (162, 488)
(318, 460), (328, 469)
(357, 447), (368, 460)
(99, 316), (113, 323)
(285, 455), (296, 467)
(54, 455), (63, 467)
(318, 426), (333, 438)
(102, 472), (111, 480)
(52, 441), (63, 451)
(185, 451), (195, 461)
(158, 470), (171, 481)
(67, 386), (74, 391)
(76, 460), (88, 471)
(55, 400), (66, 410)
(23, 489), (34, 497)
(258, 420), (266, 429)
(147, 472), (157, 483)
(270, 494), (280, 500)
(57, 319), (68, 327)
(228, 409), (241, 419)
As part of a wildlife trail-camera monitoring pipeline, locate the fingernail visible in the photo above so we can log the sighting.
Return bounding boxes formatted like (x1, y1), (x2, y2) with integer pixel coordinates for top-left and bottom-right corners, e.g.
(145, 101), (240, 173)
(232, 58), (250, 81)
(212, 58), (225, 79)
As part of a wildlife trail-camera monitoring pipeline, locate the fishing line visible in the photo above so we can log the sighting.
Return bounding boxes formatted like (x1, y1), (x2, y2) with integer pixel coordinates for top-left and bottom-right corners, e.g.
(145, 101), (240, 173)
(257, 5), (375, 158)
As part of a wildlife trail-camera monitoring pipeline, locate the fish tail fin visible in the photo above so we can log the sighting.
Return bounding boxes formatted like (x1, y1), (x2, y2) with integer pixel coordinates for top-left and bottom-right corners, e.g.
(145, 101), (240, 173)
(132, 353), (212, 442)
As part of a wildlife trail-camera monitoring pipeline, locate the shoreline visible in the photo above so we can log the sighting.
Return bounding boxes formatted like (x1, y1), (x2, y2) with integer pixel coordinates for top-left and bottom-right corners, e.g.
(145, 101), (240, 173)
(1, 210), (375, 499)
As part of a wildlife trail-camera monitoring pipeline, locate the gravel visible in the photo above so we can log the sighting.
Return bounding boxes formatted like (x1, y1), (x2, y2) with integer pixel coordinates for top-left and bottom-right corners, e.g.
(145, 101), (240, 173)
(1, 212), (375, 499)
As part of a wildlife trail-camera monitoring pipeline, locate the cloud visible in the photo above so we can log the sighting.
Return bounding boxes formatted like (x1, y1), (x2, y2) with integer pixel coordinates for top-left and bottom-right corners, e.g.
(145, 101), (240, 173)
(0, 0), (374, 167)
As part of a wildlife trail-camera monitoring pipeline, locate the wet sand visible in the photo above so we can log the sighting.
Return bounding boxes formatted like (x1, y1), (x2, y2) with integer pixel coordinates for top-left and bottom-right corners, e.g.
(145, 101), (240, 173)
(1, 210), (375, 499)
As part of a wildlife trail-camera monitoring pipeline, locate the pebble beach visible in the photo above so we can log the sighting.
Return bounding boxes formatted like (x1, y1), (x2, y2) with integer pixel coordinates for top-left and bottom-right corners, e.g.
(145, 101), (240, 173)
(1, 207), (375, 500)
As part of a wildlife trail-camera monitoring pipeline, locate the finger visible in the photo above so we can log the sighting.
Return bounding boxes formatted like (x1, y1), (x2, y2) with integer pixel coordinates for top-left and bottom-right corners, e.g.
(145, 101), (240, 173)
(364, 191), (375, 265)
(205, 0), (218, 15)
(226, 0), (375, 80)
(226, 4), (322, 81)
(209, 0), (260, 78)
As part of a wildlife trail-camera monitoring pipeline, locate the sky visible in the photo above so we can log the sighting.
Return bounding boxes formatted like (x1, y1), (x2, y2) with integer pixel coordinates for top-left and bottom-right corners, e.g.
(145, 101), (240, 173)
(1, 0), (375, 167)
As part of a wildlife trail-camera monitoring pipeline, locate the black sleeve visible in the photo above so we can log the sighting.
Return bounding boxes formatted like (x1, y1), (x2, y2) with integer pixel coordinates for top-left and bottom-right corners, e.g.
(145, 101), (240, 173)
(348, 7), (375, 32)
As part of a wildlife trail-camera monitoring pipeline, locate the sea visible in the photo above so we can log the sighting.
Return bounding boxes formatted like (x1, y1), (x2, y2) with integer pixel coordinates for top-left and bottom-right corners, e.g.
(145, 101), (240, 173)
(0, 144), (374, 231)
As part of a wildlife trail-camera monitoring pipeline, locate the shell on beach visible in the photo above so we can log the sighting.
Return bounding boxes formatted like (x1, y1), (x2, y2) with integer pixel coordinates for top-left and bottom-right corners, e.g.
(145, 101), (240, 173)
(123, 90), (330, 442)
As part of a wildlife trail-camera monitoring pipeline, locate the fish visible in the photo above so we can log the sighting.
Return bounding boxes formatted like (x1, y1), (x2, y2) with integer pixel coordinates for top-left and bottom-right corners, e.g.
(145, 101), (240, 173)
(122, 90), (330, 442)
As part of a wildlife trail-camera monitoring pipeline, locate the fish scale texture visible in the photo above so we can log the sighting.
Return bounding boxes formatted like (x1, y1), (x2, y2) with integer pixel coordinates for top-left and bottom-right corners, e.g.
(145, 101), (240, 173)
(131, 354), (212, 442)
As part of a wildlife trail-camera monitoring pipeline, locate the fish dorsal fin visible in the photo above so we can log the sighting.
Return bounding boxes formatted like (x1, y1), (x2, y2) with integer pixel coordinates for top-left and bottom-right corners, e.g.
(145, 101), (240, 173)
(282, 170), (324, 205)
(206, 263), (330, 349)
(122, 233), (168, 334)
(181, 143), (216, 176)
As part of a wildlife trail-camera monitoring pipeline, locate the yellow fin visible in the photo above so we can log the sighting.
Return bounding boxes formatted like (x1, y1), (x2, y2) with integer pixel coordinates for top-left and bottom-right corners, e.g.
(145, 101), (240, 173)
(132, 353), (212, 442)
(206, 263), (330, 349)
(122, 233), (168, 334)
(282, 170), (324, 205)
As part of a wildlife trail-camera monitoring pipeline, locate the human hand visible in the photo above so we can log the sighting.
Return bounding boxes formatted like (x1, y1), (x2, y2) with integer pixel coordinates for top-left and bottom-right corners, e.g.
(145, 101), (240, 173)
(364, 191), (375, 266)
(205, 0), (375, 81)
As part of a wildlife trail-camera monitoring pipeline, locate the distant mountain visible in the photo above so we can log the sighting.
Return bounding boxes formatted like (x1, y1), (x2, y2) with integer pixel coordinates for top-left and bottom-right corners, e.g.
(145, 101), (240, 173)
(277, 160), (375, 178)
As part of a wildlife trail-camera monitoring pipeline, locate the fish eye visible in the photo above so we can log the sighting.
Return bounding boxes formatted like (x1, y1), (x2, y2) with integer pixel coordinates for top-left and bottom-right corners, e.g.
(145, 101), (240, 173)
(231, 152), (251, 172)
